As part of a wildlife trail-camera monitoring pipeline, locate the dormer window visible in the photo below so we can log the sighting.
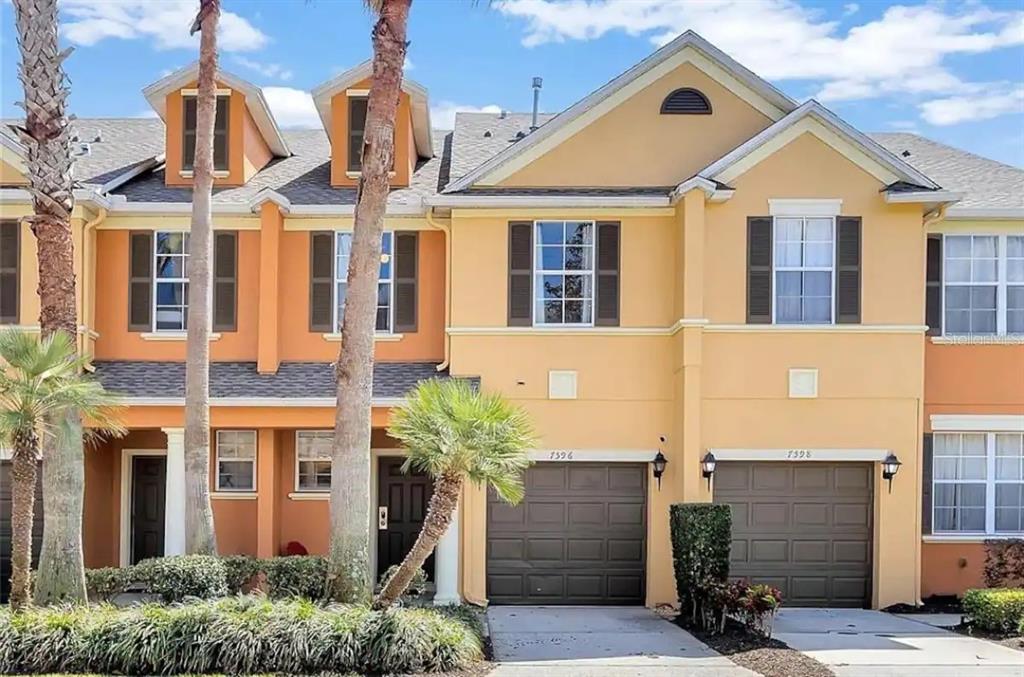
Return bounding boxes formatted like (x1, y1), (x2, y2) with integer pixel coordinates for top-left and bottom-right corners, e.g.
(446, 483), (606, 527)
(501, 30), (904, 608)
(348, 96), (367, 172)
(660, 88), (712, 115)
(183, 94), (229, 172)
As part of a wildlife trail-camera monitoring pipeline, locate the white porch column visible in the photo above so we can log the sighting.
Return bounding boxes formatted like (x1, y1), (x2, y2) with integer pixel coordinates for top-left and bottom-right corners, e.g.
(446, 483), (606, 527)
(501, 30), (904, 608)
(161, 427), (187, 556)
(434, 503), (461, 605)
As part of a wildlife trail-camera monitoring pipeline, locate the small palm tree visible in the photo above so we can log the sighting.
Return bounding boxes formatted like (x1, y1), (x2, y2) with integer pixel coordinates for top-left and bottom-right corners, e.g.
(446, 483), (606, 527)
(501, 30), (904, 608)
(0, 329), (124, 610)
(373, 379), (535, 609)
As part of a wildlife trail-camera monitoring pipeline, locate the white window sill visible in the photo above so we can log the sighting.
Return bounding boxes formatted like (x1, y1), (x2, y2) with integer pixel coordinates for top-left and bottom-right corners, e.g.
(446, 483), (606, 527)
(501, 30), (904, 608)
(288, 492), (329, 501)
(930, 335), (1024, 345)
(179, 170), (230, 178)
(923, 534), (1024, 543)
(211, 491), (256, 500)
(322, 332), (403, 342)
(345, 171), (396, 179)
(140, 332), (222, 342)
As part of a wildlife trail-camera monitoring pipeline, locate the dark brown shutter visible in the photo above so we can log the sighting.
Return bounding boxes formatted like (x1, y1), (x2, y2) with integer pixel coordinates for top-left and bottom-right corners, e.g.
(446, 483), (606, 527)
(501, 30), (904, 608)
(0, 220), (19, 324)
(922, 433), (933, 535)
(595, 221), (620, 326)
(836, 216), (862, 324)
(394, 231), (418, 333)
(212, 231), (237, 332)
(746, 217), (773, 324)
(182, 96), (197, 171)
(926, 235), (942, 336)
(128, 231), (153, 331)
(213, 95), (229, 171)
(508, 221), (533, 326)
(309, 231), (334, 332)
(348, 97), (368, 172)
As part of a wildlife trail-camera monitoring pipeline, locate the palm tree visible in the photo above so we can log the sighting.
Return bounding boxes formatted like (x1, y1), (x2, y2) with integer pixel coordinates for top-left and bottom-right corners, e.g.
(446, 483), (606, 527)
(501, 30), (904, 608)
(182, 0), (220, 555)
(0, 329), (124, 610)
(373, 379), (534, 609)
(328, 0), (411, 603)
(11, 0), (90, 605)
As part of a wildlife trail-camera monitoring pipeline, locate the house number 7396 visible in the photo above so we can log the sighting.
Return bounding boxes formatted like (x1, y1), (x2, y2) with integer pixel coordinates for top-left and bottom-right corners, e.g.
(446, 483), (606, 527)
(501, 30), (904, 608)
(786, 450), (813, 460)
(549, 451), (574, 461)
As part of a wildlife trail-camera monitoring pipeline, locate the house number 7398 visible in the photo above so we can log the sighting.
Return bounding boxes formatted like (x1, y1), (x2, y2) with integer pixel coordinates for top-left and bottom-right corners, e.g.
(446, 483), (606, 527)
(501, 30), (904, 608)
(549, 451), (574, 460)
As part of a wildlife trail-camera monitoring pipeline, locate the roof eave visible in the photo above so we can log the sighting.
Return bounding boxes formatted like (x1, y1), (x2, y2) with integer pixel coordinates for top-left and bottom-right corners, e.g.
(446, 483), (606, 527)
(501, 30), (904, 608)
(944, 207), (1024, 220)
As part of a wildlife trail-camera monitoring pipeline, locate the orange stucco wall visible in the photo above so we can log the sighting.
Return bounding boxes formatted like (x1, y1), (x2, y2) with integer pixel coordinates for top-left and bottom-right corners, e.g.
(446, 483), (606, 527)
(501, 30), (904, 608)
(922, 542), (987, 597)
(925, 343), (1024, 410)
(329, 77), (413, 187)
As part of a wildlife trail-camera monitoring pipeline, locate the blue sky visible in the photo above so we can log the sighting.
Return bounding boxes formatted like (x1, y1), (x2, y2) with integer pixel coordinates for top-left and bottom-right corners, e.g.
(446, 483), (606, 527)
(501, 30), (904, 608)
(1, 0), (1022, 166)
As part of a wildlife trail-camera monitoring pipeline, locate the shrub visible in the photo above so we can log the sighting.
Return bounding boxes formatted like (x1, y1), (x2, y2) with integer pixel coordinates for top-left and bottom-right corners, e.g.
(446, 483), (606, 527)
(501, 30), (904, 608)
(985, 540), (1024, 588)
(133, 555), (228, 603)
(221, 555), (262, 594)
(0, 598), (482, 675)
(731, 581), (783, 637)
(84, 567), (132, 602)
(669, 503), (732, 627)
(265, 555), (328, 600)
(964, 588), (1024, 634)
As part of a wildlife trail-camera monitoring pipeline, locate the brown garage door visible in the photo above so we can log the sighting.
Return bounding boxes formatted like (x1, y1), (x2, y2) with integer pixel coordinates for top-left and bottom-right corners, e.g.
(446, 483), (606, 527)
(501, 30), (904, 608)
(487, 462), (646, 605)
(713, 461), (873, 608)
(1, 461), (44, 603)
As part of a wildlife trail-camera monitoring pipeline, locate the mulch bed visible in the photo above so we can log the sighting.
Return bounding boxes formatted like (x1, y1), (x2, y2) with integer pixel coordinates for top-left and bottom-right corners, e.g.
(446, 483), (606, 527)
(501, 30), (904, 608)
(679, 618), (834, 677)
(884, 594), (962, 615)
(952, 624), (1024, 653)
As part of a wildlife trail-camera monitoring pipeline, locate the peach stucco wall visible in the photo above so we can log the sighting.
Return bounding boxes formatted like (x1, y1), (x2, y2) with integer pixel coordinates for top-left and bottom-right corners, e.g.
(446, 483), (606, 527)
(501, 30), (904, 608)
(922, 542), (987, 598)
(329, 77), (414, 188)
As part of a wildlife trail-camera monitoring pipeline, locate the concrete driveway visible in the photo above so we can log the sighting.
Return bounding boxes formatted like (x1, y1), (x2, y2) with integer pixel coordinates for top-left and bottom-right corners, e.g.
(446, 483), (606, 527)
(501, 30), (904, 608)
(774, 608), (1024, 677)
(486, 606), (756, 676)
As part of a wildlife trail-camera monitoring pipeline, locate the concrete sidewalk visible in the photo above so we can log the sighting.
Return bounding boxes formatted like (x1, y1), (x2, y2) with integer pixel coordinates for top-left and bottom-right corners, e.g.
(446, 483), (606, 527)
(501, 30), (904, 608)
(486, 606), (756, 676)
(774, 608), (1024, 677)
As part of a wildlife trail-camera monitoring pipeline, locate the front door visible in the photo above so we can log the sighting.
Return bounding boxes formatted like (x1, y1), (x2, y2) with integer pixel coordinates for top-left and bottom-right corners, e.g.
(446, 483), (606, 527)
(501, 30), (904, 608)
(377, 457), (434, 581)
(131, 455), (166, 564)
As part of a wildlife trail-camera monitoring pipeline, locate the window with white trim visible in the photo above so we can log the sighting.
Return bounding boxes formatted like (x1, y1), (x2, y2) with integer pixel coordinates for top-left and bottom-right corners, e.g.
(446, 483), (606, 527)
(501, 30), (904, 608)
(933, 431), (1024, 534)
(296, 430), (332, 491)
(335, 232), (393, 333)
(215, 430), (256, 491)
(774, 216), (834, 324)
(154, 231), (189, 331)
(943, 234), (1024, 335)
(534, 220), (594, 325)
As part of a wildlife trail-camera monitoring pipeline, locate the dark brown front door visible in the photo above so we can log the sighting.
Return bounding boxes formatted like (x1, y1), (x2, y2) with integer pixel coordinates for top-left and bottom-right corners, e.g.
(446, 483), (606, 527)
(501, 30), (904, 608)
(713, 461), (873, 608)
(377, 457), (434, 580)
(0, 461), (43, 603)
(131, 456), (166, 564)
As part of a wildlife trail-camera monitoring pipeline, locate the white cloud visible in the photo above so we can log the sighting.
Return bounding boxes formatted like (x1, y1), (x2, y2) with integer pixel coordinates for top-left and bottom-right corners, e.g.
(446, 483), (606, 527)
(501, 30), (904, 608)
(262, 87), (321, 128)
(61, 0), (269, 52)
(494, 0), (1024, 109)
(430, 101), (503, 129)
(920, 85), (1024, 126)
(843, 3), (859, 17)
(404, 57), (415, 71)
(233, 56), (293, 81)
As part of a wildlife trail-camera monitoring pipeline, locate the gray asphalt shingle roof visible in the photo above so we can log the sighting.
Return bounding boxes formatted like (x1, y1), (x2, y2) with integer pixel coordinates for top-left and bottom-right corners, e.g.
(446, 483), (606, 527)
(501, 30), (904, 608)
(448, 111), (556, 183)
(871, 133), (1024, 212)
(92, 361), (472, 399)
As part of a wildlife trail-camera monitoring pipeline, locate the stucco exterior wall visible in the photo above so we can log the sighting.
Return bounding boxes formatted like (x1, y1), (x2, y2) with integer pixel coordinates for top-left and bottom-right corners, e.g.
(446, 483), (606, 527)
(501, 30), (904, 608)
(329, 77), (413, 188)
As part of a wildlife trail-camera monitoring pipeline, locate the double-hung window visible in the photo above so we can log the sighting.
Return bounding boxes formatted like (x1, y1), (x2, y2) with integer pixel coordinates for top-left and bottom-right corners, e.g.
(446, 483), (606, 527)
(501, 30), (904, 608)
(215, 430), (256, 492)
(182, 94), (229, 172)
(335, 231), (393, 333)
(774, 216), (834, 324)
(933, 431), (1024, 535)
(943, 234), (1024, 335)
(154, 231), (189, 331)
(296, 430), (332, 492)
(534, 220), (595, 326)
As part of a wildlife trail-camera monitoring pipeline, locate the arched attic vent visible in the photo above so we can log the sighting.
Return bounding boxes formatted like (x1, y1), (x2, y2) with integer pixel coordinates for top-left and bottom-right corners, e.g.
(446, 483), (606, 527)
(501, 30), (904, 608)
(660, 88), (712, 115)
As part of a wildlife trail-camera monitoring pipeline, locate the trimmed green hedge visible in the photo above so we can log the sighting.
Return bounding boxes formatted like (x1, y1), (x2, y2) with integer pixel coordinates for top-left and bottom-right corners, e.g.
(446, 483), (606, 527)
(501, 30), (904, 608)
(964, 588), (1024, 633)
(0, 597), (482, 675)
(669, 503), (732, 625)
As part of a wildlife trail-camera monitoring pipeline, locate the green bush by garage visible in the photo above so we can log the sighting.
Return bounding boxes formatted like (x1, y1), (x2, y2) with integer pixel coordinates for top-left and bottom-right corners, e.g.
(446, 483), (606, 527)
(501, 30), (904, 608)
(963, 588), (1024, 634)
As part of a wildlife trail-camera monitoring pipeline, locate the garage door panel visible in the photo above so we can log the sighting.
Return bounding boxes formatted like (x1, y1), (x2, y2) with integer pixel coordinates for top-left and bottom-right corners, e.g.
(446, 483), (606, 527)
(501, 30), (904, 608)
(714, 461), (872, 608)
(488, 462), (646, 605)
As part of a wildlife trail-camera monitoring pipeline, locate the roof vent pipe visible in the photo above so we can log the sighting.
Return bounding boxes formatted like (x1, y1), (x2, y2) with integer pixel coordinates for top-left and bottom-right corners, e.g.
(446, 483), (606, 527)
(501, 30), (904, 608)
(531, 76), (543, 131)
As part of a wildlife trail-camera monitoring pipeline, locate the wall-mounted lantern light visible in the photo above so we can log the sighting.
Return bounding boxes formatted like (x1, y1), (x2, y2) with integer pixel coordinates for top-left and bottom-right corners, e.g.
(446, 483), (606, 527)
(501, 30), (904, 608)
(652, 437), (668, 490)
(701, 452), (717, 490)
(882, 453), (902, 493)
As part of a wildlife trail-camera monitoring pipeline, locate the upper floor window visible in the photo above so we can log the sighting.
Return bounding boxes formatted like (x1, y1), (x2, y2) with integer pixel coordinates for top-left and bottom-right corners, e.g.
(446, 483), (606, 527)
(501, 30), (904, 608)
(660, 88), (712, 115)
(347, 97), (367, 172)
(215, 430), (256, 492)
(183, 94), (229, 172)
(335, 231), (393, 333)
(534, 221), (594, 326)
(155, 231), (189, 331)
(296, 430), (332, 492)
(934, 431), (1024, 534)
(774, 217), (834, 324)
(0, 220), (18, 324)
(943, 234), (1024, 335)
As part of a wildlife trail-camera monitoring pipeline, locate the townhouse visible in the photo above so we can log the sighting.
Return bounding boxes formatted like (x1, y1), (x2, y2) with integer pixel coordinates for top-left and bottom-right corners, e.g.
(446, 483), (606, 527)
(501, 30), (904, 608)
(0, 31), (1021, 609)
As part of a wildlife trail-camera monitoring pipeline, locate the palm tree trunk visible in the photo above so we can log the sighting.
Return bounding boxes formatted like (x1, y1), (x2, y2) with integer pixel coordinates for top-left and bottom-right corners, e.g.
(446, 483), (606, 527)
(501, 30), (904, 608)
(328, 0), (410, 603)
(12, 0), (88, 605)
(9, 428), (40, 611)
(183, 0), (220, 556)
(373, 472), (462, 609)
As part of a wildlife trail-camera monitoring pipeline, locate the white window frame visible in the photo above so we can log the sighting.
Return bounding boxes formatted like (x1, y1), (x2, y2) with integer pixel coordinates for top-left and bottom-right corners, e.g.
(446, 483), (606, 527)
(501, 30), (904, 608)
(333, 231), (394, 334)
(214, 430), (257, 492)
(153, 231), (189, 332)
(771, 216), (836, 325)
(295, 430), (333, 493)
(933, 431), (1024, 536)
(532, 219), (596, 327)
(940, 233), (1024, 336)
